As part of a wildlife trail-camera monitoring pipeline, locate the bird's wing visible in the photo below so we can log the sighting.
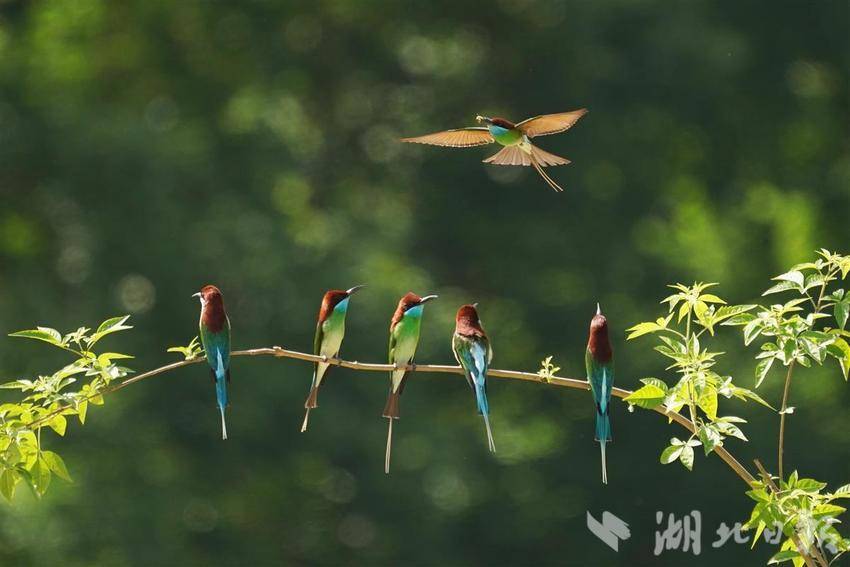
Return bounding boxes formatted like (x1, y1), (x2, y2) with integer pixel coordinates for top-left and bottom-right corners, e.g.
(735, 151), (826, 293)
(515, 109), (587, 138)
(452, 334), (476, 391)
(311, 320), (324, 385)
(401, 127), (494, 147)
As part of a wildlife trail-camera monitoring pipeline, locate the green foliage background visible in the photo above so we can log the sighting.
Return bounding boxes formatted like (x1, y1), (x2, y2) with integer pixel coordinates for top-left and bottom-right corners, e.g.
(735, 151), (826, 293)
(0, 0), (847, 565)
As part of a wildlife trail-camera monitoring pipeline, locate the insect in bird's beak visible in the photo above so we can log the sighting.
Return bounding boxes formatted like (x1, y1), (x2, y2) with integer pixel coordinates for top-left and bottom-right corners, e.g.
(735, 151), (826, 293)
(346, 284), (367, 295)
(475, 115), (489, 124)
(596, 302), (602, 315)
(420, 294), (439, 304)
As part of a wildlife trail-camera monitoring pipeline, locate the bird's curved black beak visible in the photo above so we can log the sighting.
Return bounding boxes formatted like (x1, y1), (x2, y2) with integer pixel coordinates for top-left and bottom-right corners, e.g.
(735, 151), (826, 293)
(191, 292), (202, 299)
(420, 294), (439, 304)
(476, 115), (491, 125)
(596, 302), (602, 315)
(472, 302), (479, 309)
(346, 284), (366, 295)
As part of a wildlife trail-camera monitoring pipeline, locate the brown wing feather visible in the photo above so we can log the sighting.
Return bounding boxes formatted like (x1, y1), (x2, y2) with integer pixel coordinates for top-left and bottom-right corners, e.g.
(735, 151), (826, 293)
(516, 109), (588, 138)
(401, 127), (494, 148)
(483, 146), (531, 166)
(483, 144), (570, 167)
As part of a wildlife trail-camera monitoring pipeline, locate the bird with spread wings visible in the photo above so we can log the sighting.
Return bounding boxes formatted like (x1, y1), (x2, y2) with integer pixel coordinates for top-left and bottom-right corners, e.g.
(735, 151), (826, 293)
(401, 109), (587, 192)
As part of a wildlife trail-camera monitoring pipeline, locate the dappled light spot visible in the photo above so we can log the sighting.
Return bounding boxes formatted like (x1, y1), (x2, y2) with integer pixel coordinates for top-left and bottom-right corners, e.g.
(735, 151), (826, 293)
(337, 514), (376, 549)
(116, 274), (156, 314)
(424, 466), (470, 513)
(183, 499), (219, 533)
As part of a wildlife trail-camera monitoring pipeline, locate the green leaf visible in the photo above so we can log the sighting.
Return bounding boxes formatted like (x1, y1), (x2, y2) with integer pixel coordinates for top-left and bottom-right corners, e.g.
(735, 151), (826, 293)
(697, 388), (718, 421)
(679, 444), (695, 470)
(774, 270), (805, 288)
(29, 456), (51, 496)
(698, 425), (722, 455)
(77, 400), (88, 425)
(755, 357), (775, 388)
(835, 300), (849, 330)
(87, 315), (132, 347)
(624, 384), (666, 409)
(0, 469), (19, 502)
(763, 281), (800, 296)
(41, 451), (71, 482)
(8, 329), (64, 347)
(48, 414), (67, 436)
(699, 294), (726, 304)
(626, 318), (669, 340)
(831, 484), (850, 498)
(795, 478), (827, 492)
(826, 338), (850, 380)
(768, 550), (801, 564)
(660, 445), (683, 464)
(813, 503), (846, 518)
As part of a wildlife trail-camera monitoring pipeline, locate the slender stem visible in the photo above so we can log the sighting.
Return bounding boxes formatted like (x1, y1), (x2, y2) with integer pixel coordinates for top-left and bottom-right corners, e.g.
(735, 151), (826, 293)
(778, 269), (834, 480)
(778, 363), (795, 480)
(23, 345), (758, 486)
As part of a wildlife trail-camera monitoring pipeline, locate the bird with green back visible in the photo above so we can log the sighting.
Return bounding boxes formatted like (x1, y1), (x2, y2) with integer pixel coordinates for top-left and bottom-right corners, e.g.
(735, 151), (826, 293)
(452, 303), (496, 452)
(586, 303), (614, 484)
(383, 292), (438, 474)
(401, 109), (587, 192)
(194, 285), (232, 441)
(301, 285), (365, 432)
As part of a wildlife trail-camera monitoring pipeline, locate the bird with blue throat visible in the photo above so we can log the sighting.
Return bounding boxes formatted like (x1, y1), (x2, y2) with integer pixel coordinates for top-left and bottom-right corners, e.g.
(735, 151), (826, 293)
(301, 285), (366, 432)
(383, 292), (438, 474)
(400, 109), (587, 192)
(193, 285), (232, 440)
(452, 303), (496, 452)
(586, 303), (614, 484)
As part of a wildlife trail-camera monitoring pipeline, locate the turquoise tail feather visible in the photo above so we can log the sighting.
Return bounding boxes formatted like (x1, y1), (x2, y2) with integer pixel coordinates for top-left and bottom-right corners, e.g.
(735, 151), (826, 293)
(475, 382), (495, 452)
(595, 410), (610, 484)
(215, 350), (228, 440)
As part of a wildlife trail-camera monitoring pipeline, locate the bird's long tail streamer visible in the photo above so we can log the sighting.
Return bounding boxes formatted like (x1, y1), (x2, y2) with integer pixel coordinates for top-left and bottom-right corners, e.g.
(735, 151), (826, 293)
(219, 405), (228, 441)
(385, 418), (393, 474)
(600, 441), (608, 485)
(530, 153), (564, 192)
(300, 408), (310, 433)
(483, 413), (496, 453)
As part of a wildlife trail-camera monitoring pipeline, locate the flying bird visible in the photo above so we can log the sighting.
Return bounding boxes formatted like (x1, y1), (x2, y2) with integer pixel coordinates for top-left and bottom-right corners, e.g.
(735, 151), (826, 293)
(586, 303), (614, 484)
(194, 285), (232, 440)
(301, 285), (366, 432)
(401, 109), (587, 192)
(451, 303), (495, 452)
(383, 292), (438, 474)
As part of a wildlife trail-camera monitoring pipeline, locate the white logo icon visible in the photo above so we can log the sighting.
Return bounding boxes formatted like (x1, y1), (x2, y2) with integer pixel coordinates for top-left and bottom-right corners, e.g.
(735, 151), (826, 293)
(587, 511), (631, 551)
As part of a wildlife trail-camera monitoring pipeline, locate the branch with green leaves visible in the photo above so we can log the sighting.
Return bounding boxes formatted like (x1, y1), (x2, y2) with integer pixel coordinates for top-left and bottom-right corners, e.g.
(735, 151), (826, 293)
(1, 249), (848, 566)
(624, 250), (850, 567)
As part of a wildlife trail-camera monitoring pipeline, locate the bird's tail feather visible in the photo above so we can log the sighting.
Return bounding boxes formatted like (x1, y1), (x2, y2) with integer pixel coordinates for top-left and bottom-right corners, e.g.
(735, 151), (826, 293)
(595, 410), (612, 443)
(219, 405), (228, 441)
(384, 418), (393, 474)
(474, 382), (489, 416)
(383, 391), (401, 419)
(483, 413), (496, 453)
(531, 153), (564, 192)
(596, 410), (611, 484)
(600, 441), (608, 485)
(300, 408), (311, 433)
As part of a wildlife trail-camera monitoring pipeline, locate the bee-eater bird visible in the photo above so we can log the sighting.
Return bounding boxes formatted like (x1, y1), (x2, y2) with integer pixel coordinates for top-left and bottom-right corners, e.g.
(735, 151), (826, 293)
(383, 292), (438, 474)
(452, 303), (495, 452)
(400, 109), (587, 192)
(301, 284), (366, 432)
(193, 285), (232, 440)
(586, 303), (614, 484)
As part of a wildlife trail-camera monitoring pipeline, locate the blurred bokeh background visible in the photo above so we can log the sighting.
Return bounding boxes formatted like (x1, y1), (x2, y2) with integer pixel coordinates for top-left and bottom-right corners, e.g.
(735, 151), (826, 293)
(0, 0), (847, 565)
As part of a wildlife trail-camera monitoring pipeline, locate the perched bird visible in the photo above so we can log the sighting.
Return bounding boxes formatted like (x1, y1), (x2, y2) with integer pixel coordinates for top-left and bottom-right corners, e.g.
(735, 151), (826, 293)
(301, 284), (366, 432)
(193, 285), (232, 440)
(452, 303), (495, 452)
(586, 303), (614, 484)
(383, 292), (438, 474)
(401, 109), (587, 192)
